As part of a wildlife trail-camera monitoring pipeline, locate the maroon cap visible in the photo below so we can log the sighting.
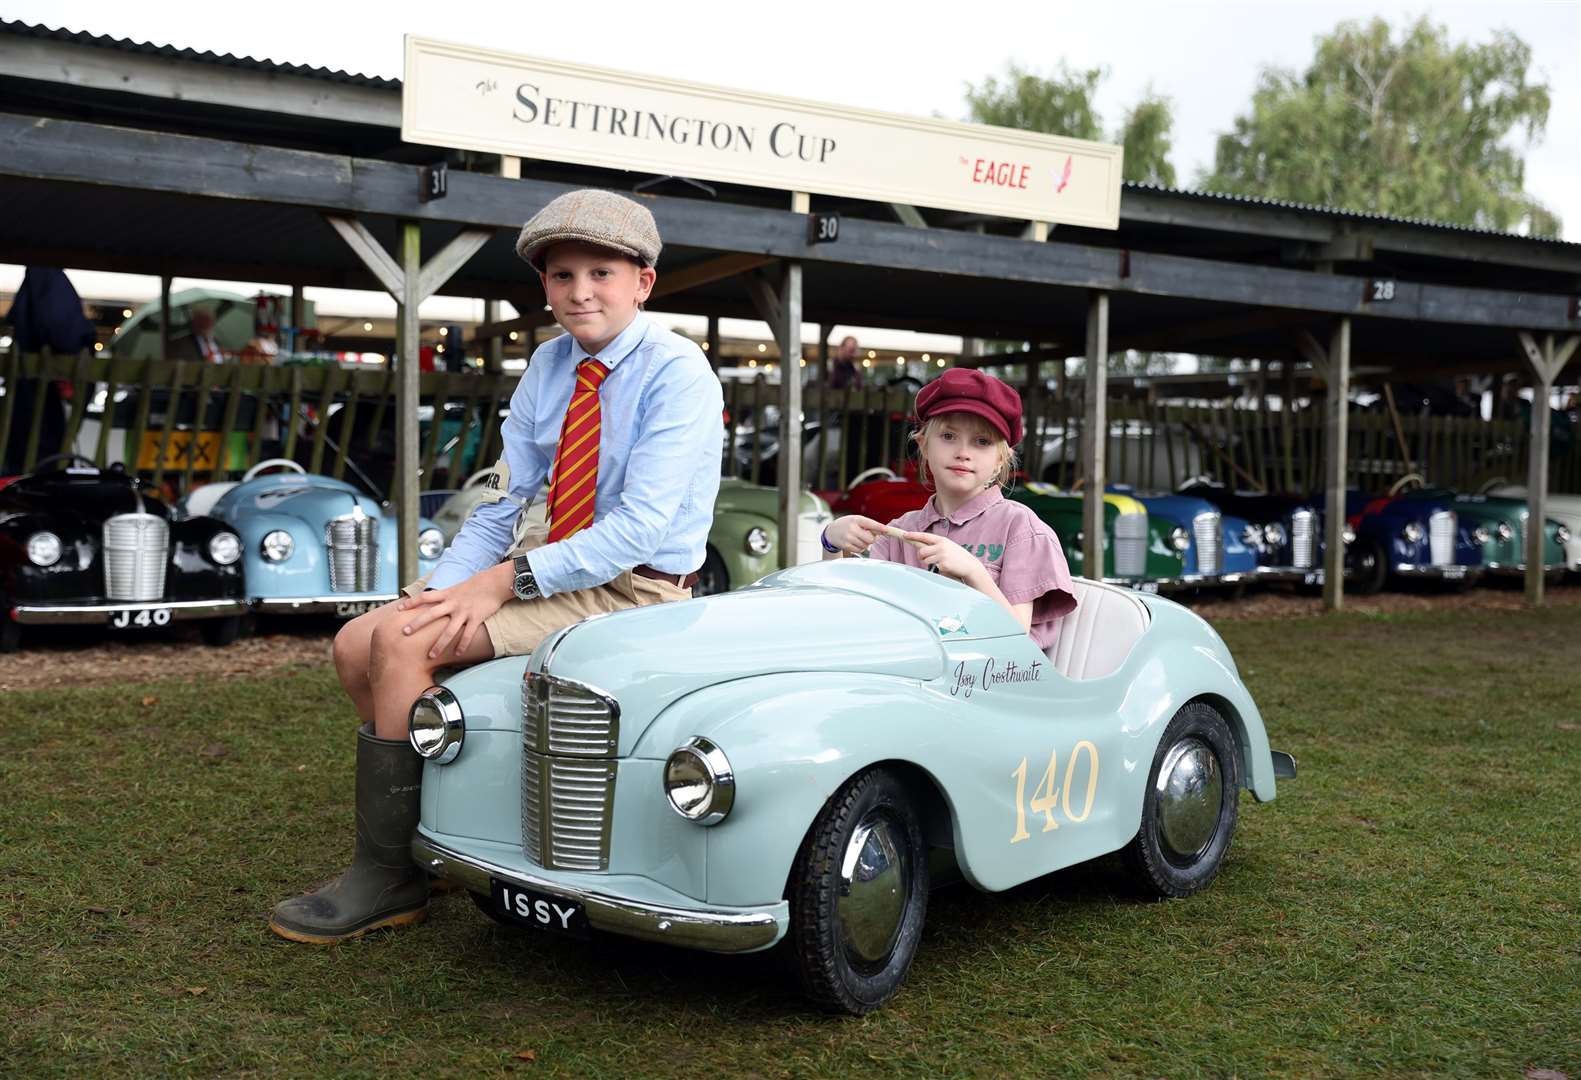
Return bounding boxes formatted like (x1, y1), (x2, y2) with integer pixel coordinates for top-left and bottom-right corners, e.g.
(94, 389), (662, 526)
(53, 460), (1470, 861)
(914, 368), (1023, 445)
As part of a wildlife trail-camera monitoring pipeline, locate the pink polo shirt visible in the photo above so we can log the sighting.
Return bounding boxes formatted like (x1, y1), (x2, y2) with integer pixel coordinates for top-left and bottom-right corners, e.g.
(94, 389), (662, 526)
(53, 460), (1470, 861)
(867, 486), (1077, 651)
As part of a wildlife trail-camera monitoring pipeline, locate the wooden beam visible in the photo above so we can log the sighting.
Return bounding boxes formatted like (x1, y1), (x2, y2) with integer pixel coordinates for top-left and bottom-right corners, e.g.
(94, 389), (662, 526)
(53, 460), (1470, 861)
(1515, 331), (1578, 605)
(650, 253), (777, 300)
(1082, 292), (1109, 576)
(415, 228), (494, 304)
(890, 204), (928, 228)
(325, 215), (405, 296)
(1321, 319), (1351, 612)
(1113, 309), (1312, 354)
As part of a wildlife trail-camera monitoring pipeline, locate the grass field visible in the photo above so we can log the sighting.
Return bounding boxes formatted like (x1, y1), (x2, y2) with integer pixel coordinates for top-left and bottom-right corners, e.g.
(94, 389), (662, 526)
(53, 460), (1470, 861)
(5, 602), (1579, 1078)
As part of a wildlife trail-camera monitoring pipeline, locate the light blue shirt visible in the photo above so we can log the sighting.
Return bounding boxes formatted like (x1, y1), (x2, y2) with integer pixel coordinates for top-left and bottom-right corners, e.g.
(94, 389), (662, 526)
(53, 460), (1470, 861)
(427, 313), (724, 596)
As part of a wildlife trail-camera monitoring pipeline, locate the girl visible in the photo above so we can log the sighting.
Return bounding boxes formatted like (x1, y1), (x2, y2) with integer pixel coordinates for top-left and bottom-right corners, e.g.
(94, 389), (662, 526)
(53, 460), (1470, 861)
(821, 368), (1076, 648)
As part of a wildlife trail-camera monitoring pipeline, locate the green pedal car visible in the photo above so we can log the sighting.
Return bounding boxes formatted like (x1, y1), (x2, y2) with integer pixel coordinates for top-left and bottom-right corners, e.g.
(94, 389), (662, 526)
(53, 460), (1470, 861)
(408, 559), (1295, 1014)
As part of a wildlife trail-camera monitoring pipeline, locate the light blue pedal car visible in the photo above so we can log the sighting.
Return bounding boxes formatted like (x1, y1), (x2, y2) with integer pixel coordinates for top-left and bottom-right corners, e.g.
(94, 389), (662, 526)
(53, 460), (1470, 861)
(409, 559), (1294, 1014)
(183, 459), (446, 619)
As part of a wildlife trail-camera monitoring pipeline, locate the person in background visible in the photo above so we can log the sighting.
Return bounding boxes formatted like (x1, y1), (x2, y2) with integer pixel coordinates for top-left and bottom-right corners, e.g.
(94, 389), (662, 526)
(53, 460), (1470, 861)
(827, 334), (865, 391)
(174, 307), (225, 363)
(3, 267), (95, 472)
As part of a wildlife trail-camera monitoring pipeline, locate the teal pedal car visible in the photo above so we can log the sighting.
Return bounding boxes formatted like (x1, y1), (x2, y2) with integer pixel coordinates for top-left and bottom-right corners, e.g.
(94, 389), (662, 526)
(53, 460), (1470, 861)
(407, 559), (1294, 1013)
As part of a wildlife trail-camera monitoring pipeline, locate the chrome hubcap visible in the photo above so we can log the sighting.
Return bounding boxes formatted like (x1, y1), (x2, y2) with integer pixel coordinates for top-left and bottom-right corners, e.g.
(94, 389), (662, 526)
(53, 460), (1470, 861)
(837, 810), (909, 973)
(1155, 737), (1222, 862)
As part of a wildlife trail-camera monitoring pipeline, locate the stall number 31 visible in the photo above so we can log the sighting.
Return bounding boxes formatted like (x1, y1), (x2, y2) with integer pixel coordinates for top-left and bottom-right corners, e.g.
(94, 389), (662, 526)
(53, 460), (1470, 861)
(1009, 741), (1099, 843)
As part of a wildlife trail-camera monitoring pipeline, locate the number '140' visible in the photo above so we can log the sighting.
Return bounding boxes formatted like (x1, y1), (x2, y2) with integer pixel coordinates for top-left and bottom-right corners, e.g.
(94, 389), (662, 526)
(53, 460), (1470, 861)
(1009, 741), (1099, 843)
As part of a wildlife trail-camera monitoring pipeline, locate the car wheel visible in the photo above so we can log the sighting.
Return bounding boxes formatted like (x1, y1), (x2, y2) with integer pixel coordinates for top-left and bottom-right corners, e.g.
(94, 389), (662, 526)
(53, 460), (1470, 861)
(694, 544), (729, 597)
(200, 616), (243, 647)
(789, 767), (929, 1015)
(1120, 701), (1240, 899)
(1349, 538), (1388, 595)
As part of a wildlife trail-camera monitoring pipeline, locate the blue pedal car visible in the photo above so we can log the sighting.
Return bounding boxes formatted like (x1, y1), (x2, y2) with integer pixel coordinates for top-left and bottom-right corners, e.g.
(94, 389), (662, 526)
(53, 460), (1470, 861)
(183, 460), (446, 619)
(408, 559), (1294, 1014)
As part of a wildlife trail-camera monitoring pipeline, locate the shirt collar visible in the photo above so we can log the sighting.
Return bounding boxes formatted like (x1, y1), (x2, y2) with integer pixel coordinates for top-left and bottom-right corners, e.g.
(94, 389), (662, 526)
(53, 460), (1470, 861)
(569, 312), (649, 371)
(916, 485), (1004, 528)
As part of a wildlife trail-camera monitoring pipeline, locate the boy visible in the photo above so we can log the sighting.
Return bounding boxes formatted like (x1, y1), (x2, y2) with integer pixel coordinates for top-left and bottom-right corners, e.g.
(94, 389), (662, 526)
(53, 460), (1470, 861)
(271, 189), (724, 944)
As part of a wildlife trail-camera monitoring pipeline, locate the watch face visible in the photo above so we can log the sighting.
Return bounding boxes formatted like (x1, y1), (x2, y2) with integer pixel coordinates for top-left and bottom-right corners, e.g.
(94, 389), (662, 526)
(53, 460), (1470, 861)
(514, 572), (537, 600)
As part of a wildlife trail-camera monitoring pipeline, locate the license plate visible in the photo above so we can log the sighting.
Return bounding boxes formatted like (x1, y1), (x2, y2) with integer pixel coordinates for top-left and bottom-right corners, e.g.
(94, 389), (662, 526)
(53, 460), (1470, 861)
(1303, 571), (1323, 585)
(490, 878), (588, 936)
(109, 608), (172, 629)
(1442, 565), (1467, 579)
(334, 600), (380, 619)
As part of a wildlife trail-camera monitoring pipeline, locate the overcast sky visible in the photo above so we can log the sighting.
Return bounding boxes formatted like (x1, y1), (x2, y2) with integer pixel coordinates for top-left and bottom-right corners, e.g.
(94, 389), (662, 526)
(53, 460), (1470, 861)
(6, 0), (1575, 237)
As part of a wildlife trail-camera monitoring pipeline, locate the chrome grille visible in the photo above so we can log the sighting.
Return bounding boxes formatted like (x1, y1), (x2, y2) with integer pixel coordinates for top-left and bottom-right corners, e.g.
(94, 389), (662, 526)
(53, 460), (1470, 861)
(324, 511), (378, 592)
(521, 671), (620, 871)
(1193, 512), (1221, 574)
(520, 751), (616, 871)
(1291, 511), (1316, 569)
(1113, 511), (1147, 577)
(103, 513), (168, 601)
(1428, 511), (1456, 566)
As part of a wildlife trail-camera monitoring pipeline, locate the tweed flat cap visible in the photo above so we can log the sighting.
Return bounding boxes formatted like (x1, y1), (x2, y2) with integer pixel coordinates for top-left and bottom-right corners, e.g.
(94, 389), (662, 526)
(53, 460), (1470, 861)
(516, 189), (662, 271)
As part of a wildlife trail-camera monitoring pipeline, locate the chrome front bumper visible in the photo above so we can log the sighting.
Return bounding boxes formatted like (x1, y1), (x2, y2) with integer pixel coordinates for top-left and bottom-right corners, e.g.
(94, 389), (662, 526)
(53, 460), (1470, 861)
(255, 594), (397, 617)
(10, 598), (249, 625)
(1393, 563), (1482, 581)
(1133, 571), (1252, 593)
(412, 833), (788, 954)
(1483, 563), (1564, 577)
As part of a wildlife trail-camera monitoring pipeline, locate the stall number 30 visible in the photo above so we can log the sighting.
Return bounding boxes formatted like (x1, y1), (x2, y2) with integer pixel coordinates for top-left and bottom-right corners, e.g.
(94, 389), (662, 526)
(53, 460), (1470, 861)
(1009, 741), (1099, 843)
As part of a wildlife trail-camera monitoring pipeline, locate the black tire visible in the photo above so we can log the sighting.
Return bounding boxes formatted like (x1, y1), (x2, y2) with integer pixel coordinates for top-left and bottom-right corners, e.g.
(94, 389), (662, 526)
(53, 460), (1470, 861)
(694, 543), (729, 597)
(0, 615), (21, 654)
(788, 768), (929, 1015)
(200, 615), (243, 647)
(1120, 701), (1240, 899)
(1349, 538), (1388, 595)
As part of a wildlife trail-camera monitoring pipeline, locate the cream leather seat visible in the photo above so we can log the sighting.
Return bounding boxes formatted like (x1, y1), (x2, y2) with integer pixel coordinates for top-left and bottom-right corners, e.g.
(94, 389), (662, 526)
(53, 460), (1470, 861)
(1046, 578), (1151, 680)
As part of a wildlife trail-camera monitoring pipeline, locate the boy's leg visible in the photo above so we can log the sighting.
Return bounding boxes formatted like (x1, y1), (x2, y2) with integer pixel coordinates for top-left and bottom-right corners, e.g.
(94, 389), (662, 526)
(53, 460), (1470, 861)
(367, 613), (497, 739)
(331, 603), (394, 726)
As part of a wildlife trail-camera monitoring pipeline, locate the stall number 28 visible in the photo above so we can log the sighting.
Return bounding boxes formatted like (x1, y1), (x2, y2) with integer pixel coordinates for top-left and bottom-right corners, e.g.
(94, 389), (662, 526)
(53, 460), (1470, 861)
(1009, 740), (1099, 843)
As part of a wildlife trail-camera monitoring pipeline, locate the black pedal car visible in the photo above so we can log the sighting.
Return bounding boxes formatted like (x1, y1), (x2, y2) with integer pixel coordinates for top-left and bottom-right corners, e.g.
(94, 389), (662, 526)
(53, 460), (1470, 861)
(0, 455), (248, 651)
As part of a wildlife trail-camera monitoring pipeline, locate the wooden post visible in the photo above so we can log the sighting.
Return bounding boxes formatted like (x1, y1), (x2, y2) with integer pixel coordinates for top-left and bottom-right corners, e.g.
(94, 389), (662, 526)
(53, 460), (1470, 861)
(777, 191), (809, 567)
(159, 275), (172, 363)
(1024, 354), (1045, 480)
(1517, 331), (1579, 605)
(397, 222), (422, 585)
(1082, 292), (1109, 576)
(289, 285), (305, 355)
(1310, 320), (1351, 611)
(484, 299), (502, 373)
(706, 315), (721, 372)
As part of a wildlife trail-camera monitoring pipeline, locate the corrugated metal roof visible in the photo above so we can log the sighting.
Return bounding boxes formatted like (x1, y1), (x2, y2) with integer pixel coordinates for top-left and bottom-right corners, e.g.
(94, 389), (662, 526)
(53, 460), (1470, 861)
(1123, 180), (1577, 249)
(4, 18), (1572, 249)
(0, 18), (398, 90)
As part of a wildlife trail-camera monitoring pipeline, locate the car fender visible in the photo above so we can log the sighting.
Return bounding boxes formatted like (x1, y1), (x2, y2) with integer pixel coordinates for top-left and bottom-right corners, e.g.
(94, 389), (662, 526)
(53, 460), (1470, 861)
(707, 508), (778, 589)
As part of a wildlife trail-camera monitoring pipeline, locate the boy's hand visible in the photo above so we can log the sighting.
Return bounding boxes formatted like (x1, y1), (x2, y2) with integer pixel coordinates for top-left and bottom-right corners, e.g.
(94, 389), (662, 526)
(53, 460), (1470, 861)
(824, 514), (888, 556)
(903, 531), (984, 585)
(397, 563), (513, 658)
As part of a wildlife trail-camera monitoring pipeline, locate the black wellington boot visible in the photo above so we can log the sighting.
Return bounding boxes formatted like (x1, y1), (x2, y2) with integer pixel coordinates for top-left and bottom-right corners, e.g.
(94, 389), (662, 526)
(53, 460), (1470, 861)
(269, 725), (429, 943)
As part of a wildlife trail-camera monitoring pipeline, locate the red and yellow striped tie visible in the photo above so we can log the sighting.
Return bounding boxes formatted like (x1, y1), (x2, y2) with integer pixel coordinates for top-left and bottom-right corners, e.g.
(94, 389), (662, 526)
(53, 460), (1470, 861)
(545, 358), (610, 542)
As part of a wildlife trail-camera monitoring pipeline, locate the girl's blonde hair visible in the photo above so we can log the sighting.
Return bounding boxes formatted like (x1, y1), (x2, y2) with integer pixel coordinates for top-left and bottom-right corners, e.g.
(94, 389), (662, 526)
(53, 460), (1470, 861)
(913, 411), (1019, 491)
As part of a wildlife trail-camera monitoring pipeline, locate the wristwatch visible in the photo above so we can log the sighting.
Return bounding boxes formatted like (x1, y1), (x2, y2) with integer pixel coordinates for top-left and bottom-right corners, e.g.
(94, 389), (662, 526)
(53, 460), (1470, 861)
(512, 554), (541, 601)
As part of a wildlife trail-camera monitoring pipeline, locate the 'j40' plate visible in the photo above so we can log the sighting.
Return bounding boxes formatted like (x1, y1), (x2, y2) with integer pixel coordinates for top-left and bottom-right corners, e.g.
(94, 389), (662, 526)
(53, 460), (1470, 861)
(109, 608), (172, 629)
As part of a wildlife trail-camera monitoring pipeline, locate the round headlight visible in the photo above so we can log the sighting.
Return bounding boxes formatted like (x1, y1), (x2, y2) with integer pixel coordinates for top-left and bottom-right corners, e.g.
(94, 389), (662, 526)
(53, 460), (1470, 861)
(26, 531), (62, 567)
(1241, 523), (1261, 546)
(408, 686), (464, 764)
(1557, 524), (1572, 545)
(418, 527), (445, 561)
(1342, 524), (1356, 545)
(208, 531), (242, 565)
(1401, 522), (1424, 544)
(1168, 527), (1190, 552)
(261, 530), (295, 562)
(1264, 523), (1286, 547)
(744, 526), (772, 557)
(1472, 525), (1490, 545)
(663, 737), (734, 825)
(1495, 522), (1513, 543)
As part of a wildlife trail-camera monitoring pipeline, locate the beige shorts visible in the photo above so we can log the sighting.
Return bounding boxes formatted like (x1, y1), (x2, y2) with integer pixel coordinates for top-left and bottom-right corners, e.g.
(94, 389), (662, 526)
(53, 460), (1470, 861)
(403, 525), (691, 658)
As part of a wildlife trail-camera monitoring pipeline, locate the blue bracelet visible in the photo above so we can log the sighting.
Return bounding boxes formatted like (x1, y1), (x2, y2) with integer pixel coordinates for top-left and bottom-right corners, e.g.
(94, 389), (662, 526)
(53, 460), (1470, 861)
(820, 525), (840, 554)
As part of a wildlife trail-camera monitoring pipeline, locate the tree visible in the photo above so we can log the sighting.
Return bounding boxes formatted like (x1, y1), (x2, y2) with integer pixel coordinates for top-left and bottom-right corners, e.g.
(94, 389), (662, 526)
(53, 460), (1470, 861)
(1202, 17), (1559, 236)
(1118, 95), (1177, 187)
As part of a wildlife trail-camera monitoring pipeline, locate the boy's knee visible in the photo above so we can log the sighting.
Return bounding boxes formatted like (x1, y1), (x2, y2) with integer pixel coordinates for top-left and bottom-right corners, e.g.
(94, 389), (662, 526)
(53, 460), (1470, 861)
(369, 617), (429, 675)
(332, 619), (370, 675)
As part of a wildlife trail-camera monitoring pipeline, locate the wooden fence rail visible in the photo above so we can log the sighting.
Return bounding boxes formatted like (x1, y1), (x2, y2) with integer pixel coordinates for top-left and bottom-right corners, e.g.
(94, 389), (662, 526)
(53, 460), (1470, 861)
(6, 352), (1578, 499)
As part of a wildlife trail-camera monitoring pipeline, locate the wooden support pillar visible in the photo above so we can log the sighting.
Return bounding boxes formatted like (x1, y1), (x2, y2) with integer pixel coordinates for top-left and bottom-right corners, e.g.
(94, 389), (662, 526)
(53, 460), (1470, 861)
(776, 256), (804, 567)
(483, 299), (503, 372)
(397, 223), (422, 585)
(706, 315), (721, 372)
(325, 212), (493, 580)
(1516, 331), (1579, 605)
(159, 275), (172, 363)
(289, 285), (305, 354)
(1300, 321), (1351, 611)
(1280, 358), (1296, 493)
(1024, 351), (1045, 480)
(1081, 292), (1109, 576)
